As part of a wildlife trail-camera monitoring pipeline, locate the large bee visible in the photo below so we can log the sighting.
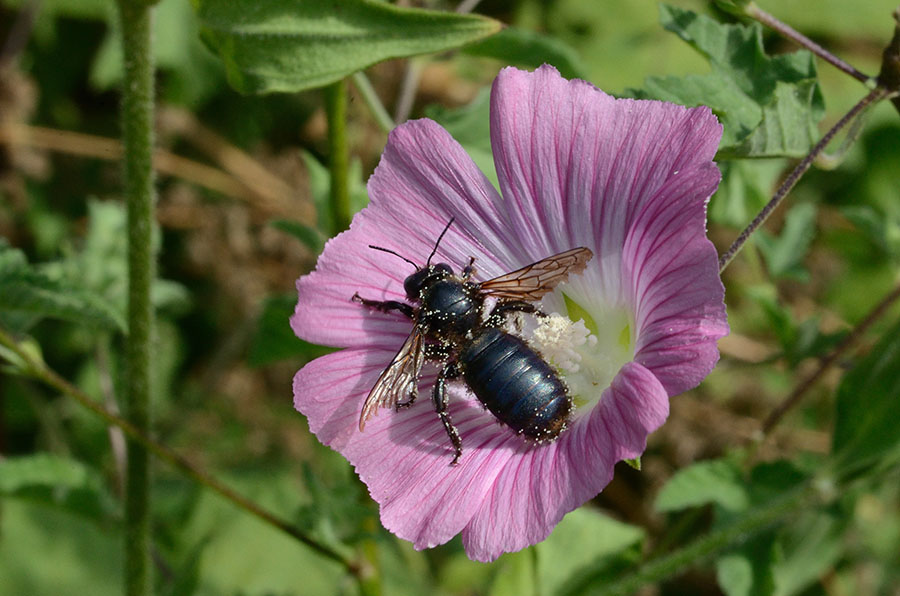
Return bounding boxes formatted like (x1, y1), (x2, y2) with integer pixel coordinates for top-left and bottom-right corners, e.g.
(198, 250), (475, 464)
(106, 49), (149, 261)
(352, 220), (593, 465)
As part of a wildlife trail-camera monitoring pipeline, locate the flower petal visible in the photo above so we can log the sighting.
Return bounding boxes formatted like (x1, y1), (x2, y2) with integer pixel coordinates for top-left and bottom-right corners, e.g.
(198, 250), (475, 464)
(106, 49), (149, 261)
(489, 64), (722, 304)
(624, 165), (728, 395)
(461, 361), (669, 561)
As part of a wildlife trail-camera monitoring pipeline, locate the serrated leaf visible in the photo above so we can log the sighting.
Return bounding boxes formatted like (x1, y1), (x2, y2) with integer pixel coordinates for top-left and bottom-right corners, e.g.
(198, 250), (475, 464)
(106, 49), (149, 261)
(831, 317), (900, 470)
(0, 241), (124, 333)
(463, 26), (588, 80)
(643, 5), (824, 158)
(655, 458), (749, 512)
(194, 0), (502, 94)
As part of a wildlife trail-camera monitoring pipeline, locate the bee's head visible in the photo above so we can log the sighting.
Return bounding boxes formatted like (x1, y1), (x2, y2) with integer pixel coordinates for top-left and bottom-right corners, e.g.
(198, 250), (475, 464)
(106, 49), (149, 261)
(403, 263), (453, 300)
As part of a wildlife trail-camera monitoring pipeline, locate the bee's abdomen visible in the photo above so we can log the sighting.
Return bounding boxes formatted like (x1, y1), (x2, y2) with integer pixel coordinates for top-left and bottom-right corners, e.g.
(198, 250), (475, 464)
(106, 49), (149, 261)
(459, 328), (571, 441)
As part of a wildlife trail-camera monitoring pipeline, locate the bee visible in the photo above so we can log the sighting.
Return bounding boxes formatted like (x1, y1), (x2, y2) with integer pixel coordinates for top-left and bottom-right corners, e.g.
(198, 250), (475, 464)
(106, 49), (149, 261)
(352, 220), (593, 465)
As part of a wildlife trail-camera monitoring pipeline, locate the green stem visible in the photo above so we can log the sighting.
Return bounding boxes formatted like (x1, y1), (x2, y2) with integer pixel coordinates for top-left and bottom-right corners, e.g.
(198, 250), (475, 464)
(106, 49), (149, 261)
(116, 1), (155, 593)
(351, 72), (395, 134)
(567, 485), (814, 596)
(325, 79), (351, 233)
(0, 326), (359, 573)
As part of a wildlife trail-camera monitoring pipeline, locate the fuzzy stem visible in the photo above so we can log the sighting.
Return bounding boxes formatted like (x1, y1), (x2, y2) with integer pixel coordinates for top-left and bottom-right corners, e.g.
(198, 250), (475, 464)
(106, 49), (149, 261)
(325, 79), (351, 233)
(745, 3), (872, 84)
(718, 86), (888, 272)
(565, 484), (814, 596)
(351, 72), (395, 135)
(116, 1), (155, 593)
(0, 326), (360, 572)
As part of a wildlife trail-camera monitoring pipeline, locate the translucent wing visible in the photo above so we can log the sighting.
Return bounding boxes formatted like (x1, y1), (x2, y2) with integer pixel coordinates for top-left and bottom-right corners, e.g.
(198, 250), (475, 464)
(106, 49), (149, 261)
(479, 247), (593, 301)
(358, 328), (425, 431)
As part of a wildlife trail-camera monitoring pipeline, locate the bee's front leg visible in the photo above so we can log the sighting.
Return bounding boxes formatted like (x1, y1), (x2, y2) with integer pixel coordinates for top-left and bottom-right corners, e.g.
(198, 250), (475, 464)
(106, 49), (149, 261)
(352, 293), (415, 319)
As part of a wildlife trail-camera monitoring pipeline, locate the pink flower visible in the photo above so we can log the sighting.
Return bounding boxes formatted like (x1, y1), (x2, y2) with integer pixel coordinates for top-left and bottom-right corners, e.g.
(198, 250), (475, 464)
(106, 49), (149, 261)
(291, 65), (727, 562)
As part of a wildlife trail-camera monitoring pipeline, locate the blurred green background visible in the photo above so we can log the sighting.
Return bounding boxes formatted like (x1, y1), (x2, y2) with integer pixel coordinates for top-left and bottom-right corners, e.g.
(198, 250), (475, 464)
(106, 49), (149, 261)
(1, 0), (899, 594)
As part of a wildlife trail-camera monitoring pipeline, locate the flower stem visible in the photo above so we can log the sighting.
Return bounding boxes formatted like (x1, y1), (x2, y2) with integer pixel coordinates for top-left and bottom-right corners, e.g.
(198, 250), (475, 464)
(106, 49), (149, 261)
(116, 0), (155, 592)
(0, 325), (360, 573)
(325, 79), (351, 233)
(574, 484), (814, 596)
(718, 86), (888, 272)
(744, 2), (872, 84)
(351, 72), (395, 135)
(760, 281), (900, 436)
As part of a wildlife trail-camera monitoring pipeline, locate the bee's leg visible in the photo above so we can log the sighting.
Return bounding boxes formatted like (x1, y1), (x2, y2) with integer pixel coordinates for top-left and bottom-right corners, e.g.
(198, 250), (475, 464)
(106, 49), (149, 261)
(433, 362), (463, 465)
(351, 293), (415, 319)
(461, 257), (476, 280)
(492, 300), (547, 320)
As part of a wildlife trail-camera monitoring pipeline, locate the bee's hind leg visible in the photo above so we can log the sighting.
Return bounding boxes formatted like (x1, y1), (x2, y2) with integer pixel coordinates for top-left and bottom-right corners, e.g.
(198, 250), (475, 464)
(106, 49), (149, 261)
(433, 362), (463, 465)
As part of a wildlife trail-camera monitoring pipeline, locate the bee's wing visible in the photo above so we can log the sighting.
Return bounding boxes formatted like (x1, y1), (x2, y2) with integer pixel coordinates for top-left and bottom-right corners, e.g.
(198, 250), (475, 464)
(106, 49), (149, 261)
(358, 327), (425, 431)
(479, 247), (593, 301)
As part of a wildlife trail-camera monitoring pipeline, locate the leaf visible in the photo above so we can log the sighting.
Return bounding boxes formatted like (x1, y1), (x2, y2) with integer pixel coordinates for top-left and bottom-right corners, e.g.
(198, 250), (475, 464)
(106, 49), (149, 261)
(640, 5), (824, 158)
(0, 500), (122, 595)
(831, 316), (900, 470)
(716, 532), (777, 596)
(194, 0), (502, 94)
(248, 294), (335, 366)
(0, 240), (124, 333)
(655, 458), (749, 512)
(537, 508), (644, 596)
(269, 219), (326, 254)
(756, 203), (817, 281)
(301, 151), (369, 235)
(0, 453), (119, 523)
(463, 26), (589, 80)
(424, 88), (497, 187)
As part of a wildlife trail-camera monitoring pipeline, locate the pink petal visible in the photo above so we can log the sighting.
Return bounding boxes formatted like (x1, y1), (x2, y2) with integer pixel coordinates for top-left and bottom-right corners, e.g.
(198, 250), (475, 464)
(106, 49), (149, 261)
(489, 64), (723, 302)
(461, 361), (669, 561)
(624, 165), (728, 395)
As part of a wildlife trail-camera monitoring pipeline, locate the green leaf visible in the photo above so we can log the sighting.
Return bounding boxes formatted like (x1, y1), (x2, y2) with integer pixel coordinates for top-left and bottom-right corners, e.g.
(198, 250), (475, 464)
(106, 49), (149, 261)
(756, 203), (817, 281)
(655, 458), (749, 512)
(641, 5), (824, 158)
(716, 532), (777, 596)
(0, 453), (119, 522)
(463, 27), (589, 80)
(424, 88), (497, 187)
(831, 316), (900, 470)
(269, 219), (326, 254)
(0, 240), (124, 333)
(248, 294), (335, 366)
(537, 508), (644, 595)
(0, 500), (122, 595)
(301, 151), (369, 235)
(194, 0), (502, 94)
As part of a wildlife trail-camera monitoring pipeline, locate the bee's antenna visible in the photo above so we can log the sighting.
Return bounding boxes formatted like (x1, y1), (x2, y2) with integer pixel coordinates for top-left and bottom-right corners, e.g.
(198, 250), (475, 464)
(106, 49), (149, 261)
(368, 245), (419, 270)
(427, 218), (455, 266)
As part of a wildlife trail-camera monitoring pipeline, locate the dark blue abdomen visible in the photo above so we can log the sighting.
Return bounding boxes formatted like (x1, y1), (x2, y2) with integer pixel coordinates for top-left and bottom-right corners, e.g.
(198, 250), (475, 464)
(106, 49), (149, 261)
(459, 328), (571, 440)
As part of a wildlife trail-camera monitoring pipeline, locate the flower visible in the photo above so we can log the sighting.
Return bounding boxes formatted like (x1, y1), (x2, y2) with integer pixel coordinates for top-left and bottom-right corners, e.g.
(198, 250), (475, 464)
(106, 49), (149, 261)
(291, 65), (727, 562)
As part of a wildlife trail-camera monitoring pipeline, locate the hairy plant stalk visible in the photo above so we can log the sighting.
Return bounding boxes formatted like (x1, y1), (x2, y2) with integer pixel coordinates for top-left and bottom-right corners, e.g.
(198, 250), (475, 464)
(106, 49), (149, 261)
(116, 1), (155, 593)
